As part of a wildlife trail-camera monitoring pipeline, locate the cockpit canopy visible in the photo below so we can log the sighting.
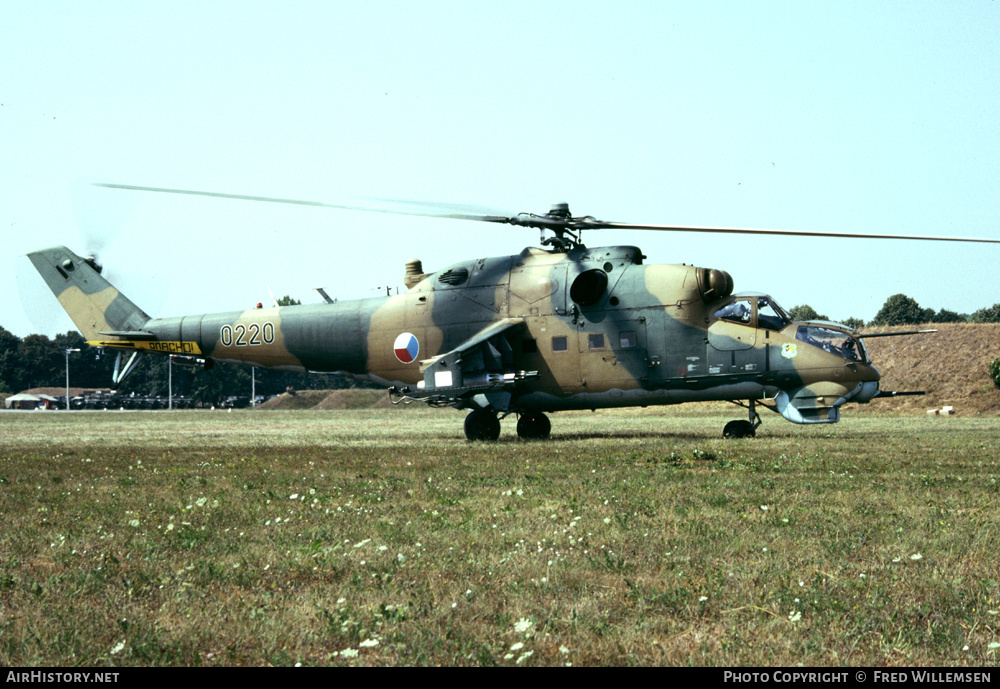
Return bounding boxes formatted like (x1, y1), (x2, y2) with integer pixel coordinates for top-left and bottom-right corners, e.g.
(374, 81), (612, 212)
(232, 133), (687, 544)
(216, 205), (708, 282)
(712, 294), (792, 331)
(712, 294), (869, 362)
(795, 324), (868, 362)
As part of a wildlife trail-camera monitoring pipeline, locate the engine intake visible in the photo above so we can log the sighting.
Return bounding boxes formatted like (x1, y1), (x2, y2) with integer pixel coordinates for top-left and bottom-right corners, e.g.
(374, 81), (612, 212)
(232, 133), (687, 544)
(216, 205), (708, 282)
(696, 268), (733, 302)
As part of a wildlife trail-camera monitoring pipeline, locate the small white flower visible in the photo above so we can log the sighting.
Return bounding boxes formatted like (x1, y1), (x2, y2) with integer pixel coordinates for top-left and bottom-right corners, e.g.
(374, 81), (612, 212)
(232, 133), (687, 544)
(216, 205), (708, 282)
(516, 651), (533, 664)
(699, 596), (708, 602)
(110, 640), (126, 655)
(910, 553), (923, 560)
(289, 493), (299, 500)
(559, 645), (570, 654)
(513, 617), (533, 634)
(359, 638), (379, 648)
(989, 642), (1000, 650)
(760, 505), (768, 511)
(339, 648), (359, 658)
(510, 642), (524, 651)
(788, 611), (802, 622)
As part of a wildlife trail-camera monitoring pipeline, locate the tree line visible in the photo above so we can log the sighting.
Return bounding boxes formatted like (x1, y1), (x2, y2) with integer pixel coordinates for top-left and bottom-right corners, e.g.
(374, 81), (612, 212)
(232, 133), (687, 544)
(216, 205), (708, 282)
(790, 297), (1000, 329)
(0, 326), (365, 402)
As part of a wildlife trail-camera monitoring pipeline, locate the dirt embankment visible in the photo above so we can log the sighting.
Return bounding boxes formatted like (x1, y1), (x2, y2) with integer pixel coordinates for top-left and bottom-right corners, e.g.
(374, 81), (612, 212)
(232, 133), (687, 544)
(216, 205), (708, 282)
(860, 323), (1000, 414)
(256, 388), (393, 411)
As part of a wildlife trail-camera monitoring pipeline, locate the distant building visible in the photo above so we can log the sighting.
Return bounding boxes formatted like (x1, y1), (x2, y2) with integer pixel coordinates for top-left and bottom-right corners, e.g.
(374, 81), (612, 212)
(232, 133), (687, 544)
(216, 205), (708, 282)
(3, 393), (59, 410)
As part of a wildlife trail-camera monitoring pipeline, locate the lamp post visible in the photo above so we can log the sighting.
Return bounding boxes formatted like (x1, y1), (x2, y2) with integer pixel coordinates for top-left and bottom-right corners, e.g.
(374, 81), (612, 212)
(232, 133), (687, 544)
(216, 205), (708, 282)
(64, 348), (80, 410)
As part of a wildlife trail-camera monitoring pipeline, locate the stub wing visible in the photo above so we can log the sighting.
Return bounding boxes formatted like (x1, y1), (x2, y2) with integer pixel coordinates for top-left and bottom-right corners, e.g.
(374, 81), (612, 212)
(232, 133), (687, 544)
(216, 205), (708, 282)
(392, 318), (538, 408)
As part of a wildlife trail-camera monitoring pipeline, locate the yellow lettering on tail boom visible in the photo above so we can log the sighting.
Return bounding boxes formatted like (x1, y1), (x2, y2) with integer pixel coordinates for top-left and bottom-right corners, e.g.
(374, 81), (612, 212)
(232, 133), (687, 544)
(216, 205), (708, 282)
(88, 340), (203, 355)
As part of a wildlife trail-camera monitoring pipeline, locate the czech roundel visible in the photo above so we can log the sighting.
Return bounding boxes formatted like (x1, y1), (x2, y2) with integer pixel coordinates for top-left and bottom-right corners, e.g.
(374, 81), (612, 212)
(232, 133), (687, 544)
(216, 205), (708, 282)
(393, 332), (420, 364)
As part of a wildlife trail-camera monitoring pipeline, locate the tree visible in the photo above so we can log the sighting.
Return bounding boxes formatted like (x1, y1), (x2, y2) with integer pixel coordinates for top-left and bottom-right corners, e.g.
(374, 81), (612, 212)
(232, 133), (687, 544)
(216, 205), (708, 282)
(0, 326), (21, 393)
(841, 317), (865, 331)
(871, 294), (927, 326)
(789, 304), (828, 321)
(15, 334), (63, 390)
(928, 309), (966, 324)
(970, 303), (1000, 323)
(276, 295), (301, 306)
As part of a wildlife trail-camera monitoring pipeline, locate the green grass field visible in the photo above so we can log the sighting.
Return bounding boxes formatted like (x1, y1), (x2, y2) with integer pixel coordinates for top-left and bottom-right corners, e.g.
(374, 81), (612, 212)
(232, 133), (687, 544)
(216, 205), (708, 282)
(1, 406), (998, 666)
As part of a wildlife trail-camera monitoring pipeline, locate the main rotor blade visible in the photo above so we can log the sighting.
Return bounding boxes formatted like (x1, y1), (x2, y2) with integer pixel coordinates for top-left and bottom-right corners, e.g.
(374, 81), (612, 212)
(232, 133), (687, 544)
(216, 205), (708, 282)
(94, 183), (514, 223)
(601, 221), (1000, 244)
(96, 184), (1000, 244)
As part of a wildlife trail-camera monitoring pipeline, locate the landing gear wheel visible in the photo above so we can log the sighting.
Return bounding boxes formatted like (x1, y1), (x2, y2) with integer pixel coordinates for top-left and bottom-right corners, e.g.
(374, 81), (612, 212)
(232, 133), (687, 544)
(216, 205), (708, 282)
(723, 420), (756, 439)
(464, 409), (501, 441)
(516, 412), (551, 440)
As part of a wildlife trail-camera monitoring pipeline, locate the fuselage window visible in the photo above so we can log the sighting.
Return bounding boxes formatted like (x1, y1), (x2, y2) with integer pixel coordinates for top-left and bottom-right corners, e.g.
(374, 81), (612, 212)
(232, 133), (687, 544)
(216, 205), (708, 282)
(619, 331), (637, 348)
(756, 298), (790, 331)
(714, 299), (753, 324)
(588, 333), (606, 350)
(552, 336), (568, 352)
(795, 325), (865, 362)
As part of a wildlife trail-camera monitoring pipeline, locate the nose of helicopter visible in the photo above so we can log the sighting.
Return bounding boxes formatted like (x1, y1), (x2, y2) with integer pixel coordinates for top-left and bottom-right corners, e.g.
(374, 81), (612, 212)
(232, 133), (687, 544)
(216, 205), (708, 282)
(845, 361), (881, 403)
(775, 358), (882, 424)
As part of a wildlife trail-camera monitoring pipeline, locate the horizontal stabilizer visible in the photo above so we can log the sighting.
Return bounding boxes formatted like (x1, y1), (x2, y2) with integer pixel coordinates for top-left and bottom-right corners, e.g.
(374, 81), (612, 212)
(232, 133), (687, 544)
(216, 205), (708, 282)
(97, 330), (156, 339)
(88, 339), (203, 356)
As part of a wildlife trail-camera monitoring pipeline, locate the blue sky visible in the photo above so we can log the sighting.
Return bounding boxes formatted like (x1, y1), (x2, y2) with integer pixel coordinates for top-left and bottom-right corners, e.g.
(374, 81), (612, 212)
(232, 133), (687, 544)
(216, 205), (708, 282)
(3, 1), (998, 337)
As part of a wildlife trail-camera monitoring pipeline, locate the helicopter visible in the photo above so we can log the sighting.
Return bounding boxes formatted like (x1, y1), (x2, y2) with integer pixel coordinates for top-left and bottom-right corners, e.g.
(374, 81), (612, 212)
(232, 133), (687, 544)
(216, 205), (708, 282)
(27, 185), (1000, 440)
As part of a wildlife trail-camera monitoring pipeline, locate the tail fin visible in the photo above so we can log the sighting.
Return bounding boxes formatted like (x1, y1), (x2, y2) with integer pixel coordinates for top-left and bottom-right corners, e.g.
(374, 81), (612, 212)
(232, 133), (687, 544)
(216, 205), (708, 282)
(27, 246), (151, 340)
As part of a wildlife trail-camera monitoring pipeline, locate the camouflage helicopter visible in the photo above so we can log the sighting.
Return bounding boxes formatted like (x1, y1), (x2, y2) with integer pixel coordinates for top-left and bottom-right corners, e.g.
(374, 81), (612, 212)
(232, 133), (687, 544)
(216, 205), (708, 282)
(28, 185), (1000, 440)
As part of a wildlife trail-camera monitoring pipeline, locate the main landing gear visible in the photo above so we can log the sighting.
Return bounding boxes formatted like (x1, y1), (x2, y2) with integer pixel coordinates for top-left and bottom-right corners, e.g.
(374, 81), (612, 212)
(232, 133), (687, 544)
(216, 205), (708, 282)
(515, 412), (551, 440)
(723, 399), (763, 439)
(463, 410), (552, 441)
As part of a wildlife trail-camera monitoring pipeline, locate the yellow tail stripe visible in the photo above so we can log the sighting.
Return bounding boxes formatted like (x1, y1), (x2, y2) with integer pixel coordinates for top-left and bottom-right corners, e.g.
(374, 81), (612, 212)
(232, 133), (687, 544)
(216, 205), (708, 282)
(87, 340), (203, 355)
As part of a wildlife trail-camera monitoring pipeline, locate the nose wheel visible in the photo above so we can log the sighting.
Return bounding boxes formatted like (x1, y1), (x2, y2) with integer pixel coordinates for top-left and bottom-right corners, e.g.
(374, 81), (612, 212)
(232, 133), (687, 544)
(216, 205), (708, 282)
(723, 399), (763, 439)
